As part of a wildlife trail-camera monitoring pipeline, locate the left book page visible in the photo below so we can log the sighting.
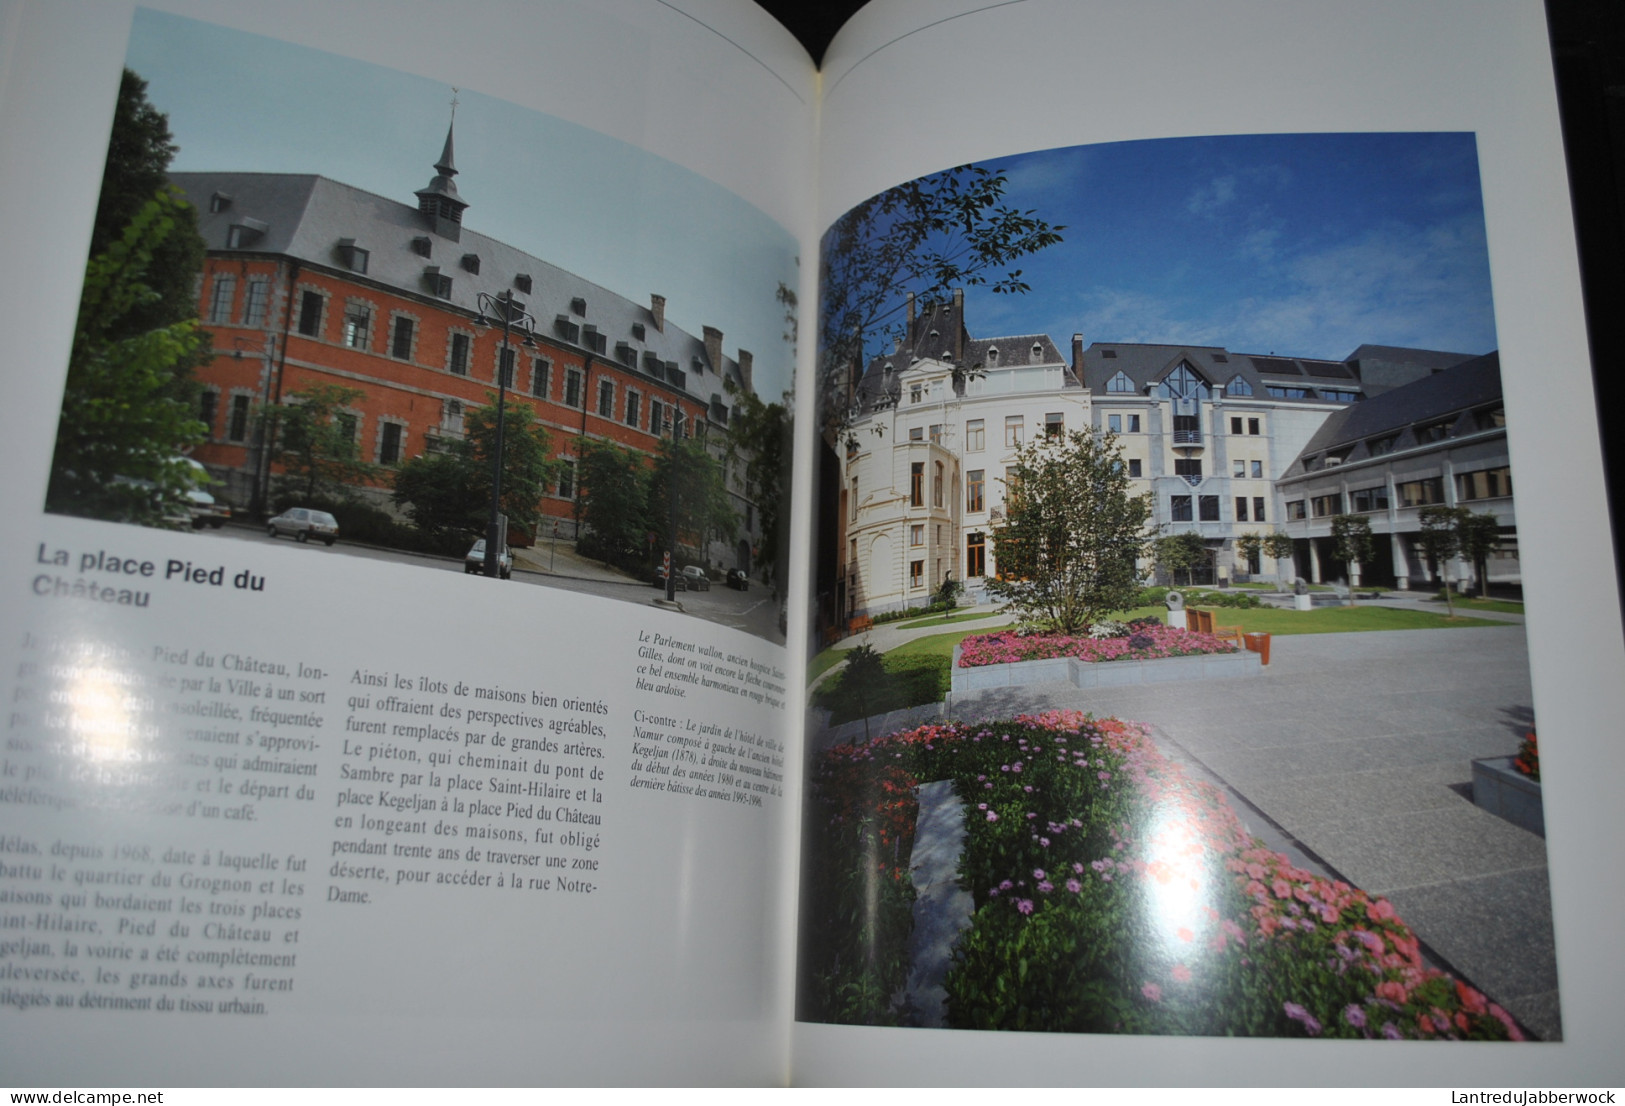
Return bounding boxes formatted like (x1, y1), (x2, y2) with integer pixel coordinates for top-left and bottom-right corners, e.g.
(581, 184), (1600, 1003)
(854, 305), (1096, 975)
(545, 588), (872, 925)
(0, 0), (816, 1086)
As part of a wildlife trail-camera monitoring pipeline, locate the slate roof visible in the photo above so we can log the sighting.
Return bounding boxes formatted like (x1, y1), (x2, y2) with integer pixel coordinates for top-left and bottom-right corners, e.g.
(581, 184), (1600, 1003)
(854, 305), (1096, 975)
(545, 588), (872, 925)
(1279, 351), (1503, 477)
(1076, 342), (1373, 400)
(173, 168), (752, 403)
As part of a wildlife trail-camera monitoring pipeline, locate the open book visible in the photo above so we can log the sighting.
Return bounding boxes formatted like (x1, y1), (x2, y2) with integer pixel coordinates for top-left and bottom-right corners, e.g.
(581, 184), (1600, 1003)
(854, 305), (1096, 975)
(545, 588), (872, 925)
(1, 0), (1621, 1087)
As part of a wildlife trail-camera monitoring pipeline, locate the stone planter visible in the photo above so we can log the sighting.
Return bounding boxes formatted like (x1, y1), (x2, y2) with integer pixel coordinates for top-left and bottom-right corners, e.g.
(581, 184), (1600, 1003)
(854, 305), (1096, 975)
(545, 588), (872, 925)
(1472, 755), (1544, 836)
(949, 644), (1261, 694)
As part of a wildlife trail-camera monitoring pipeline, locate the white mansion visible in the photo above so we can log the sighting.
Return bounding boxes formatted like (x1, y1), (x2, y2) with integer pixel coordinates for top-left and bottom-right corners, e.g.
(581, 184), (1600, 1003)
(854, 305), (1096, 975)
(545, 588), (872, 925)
(831, 291), (1511, 618)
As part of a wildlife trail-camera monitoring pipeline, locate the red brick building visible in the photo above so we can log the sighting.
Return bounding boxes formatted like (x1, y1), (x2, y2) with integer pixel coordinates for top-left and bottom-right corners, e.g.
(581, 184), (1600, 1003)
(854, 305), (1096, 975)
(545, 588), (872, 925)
(175, 125), (762, 570)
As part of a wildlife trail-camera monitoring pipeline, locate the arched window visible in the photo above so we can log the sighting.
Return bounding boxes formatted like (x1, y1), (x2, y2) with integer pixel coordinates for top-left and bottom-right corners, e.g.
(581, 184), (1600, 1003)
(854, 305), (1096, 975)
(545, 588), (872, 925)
(1157, 362), (1210, 399)
(1106, 371), (1134, 394)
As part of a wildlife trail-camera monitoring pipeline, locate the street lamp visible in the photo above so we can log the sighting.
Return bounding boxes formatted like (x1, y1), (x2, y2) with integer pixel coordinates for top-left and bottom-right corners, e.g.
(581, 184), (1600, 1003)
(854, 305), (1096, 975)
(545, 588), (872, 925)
(232, 334), (279, 518)
(472, 290), (537, 579)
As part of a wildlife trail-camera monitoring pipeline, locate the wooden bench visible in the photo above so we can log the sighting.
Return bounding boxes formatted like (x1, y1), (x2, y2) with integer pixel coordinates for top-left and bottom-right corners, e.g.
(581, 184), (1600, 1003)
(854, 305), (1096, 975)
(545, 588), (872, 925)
(1187, 607), (1244, 647)
(848, 615), (874, 636)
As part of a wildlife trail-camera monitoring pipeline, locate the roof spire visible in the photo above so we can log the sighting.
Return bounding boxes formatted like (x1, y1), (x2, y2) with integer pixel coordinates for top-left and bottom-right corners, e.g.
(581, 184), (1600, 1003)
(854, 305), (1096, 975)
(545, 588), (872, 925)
(416, 90), (469, 240)
(436, 89), (459, 176)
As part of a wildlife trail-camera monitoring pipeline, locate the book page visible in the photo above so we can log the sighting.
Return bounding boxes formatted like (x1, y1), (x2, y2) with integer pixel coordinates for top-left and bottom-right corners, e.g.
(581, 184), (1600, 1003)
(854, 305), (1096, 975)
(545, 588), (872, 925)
(0, 0), (816, 1085)
(796, 0), (1623, 1085)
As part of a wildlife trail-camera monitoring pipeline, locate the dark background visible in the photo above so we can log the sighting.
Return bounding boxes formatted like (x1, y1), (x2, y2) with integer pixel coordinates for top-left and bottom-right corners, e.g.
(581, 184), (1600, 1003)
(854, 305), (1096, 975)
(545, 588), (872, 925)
(753, 0), (1625, 604)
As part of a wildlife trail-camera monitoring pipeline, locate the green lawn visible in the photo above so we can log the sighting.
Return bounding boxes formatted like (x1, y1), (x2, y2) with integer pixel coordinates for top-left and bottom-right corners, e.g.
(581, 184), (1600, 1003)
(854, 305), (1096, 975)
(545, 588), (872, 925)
(1422, 595), (1525, 614)
(808, 646), (850, 683)
(896, 609), (1004, 629)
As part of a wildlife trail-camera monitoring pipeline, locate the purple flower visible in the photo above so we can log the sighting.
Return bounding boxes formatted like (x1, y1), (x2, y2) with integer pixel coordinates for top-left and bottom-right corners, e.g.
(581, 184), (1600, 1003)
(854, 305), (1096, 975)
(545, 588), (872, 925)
(1037, 880), (1053, 893)
(1033, 868), (1046, 880)
(1343, 1004), (1367, 1029)
(1065, 879), (1082, 893)
(1283, 1002), (1323, 1036)
(1382, 1022), (1402, 1041)
(1016, 899), (1035, 915)
(999, 880), (1013, 891)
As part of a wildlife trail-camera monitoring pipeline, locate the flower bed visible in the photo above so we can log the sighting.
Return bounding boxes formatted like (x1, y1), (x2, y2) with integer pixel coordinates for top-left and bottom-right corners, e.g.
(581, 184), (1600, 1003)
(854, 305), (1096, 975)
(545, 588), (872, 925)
(958, 625), (1238, 668)
(799, 711), (1523, 1039)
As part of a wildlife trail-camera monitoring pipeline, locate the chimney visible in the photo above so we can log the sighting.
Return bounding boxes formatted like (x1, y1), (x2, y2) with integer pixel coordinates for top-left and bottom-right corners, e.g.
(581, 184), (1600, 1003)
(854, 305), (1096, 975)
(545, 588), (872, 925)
(907, 291), (916, 329)
(1072, 334), (1084, 374)
(703, 326), (724, 374)
(952, 288), (964, 363)
(736, 349), (753, 394)
(650, 294), (666, 332)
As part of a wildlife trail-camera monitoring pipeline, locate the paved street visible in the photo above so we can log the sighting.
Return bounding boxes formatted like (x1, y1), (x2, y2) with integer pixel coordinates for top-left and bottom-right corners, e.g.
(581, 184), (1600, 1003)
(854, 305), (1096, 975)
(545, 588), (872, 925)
(191, 522), (785, 643)
(812, 621), (1559, 1040)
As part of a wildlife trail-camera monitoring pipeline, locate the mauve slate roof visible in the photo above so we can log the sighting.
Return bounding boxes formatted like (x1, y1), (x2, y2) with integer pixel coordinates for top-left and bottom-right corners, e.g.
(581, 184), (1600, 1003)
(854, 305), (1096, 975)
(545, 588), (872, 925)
(1281, 351), (1503, 475)
(172, 170), (750, 400)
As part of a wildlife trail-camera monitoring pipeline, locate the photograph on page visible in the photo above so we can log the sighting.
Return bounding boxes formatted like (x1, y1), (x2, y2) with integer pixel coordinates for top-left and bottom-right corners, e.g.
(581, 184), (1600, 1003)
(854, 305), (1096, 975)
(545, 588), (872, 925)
(40, 7), (799, 646)
(798, 132), (1554, 1042)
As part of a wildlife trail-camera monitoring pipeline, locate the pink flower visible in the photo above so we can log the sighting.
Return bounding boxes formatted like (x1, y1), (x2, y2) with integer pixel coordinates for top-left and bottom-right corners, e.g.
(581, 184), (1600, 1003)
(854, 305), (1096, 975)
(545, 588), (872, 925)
(1141, 982), (1162, 1002)
(1016, 899), (1035, 915)
(985, 811), (998, 822)
(1171, 964), (1192, 984)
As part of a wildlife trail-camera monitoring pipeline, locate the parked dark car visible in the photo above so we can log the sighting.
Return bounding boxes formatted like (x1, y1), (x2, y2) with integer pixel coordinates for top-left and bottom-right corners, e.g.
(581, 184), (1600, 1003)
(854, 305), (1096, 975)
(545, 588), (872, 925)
(652, 565), (687, 592)
(681, 566), (711, 591)
(726, 569), (749, 591)
(464, 539), (513, 578)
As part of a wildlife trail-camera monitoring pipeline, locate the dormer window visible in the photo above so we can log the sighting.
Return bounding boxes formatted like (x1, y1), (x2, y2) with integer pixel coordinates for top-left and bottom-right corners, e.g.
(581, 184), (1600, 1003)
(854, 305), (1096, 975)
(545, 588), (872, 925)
(336, 239), (369, 274)
(209, 192), (234, 213)
(460, 254), (481, 274)
(514, 273), (532, 293)
(1032, 342), (1043, 360)
(1106, 371), (1133, 394)
(570, 297), (587, 316)
(423, 267), (452, 299)
(987, 348), (999, 365)
(225, 218), (267, 249)
(1226, 374), (1253, 396)
(631, 322), (645, 341)
(1157, 362), (1211, 400)
(412, 237), (432, 258)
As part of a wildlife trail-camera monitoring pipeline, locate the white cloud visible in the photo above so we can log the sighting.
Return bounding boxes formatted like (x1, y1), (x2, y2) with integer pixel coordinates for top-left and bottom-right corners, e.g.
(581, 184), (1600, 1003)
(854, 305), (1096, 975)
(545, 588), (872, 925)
(1184, 175), (1236, 218)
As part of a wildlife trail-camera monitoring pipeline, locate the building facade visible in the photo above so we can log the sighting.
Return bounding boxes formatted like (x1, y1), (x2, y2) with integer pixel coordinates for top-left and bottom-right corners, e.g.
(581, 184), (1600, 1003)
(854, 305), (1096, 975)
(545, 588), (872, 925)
(833, 293), (1498, 618)
(176, 126), (765, 571)
(1273, 352), (1516, 591)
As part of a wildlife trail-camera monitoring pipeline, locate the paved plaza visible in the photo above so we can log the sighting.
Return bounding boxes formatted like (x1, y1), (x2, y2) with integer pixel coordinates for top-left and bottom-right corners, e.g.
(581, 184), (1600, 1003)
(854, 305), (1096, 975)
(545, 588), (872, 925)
(809, 618), (1560, 1040)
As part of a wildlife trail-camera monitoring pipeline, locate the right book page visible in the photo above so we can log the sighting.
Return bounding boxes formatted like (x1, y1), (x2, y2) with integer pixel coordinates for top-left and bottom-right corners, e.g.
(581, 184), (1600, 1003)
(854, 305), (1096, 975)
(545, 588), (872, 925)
(794, 0), (1622, 1085)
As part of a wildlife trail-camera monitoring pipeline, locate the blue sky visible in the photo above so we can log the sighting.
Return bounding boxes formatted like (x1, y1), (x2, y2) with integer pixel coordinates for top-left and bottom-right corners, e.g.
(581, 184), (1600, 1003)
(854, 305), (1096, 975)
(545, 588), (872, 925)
(125, 9), (798, 400)
(906, 133), (1497, 365)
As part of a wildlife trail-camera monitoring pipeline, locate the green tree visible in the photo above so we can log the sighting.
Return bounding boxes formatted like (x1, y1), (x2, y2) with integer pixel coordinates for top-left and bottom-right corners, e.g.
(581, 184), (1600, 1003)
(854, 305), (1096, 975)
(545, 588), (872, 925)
(986, 430), (1151, 633)
(1456, 511), (1503, 597)
(723, 378), (791, 584)
(1418, 505), (1465, 615)
(838, 644), (887, 741)
(1262, 531), (1298, 589)
(274, 383), (377, 502)
(1153, 531), (1208, 588)
(649, 433), (736, 564)
(46, 191), (209, 524)
(576, 439), (651, 566)
(1329, 514), (1375, 604)
(392, 395), (557, 540)
(91, 70), (208, 364)
(818, 165), (1064, 434)
(390, 450), (478, 541)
